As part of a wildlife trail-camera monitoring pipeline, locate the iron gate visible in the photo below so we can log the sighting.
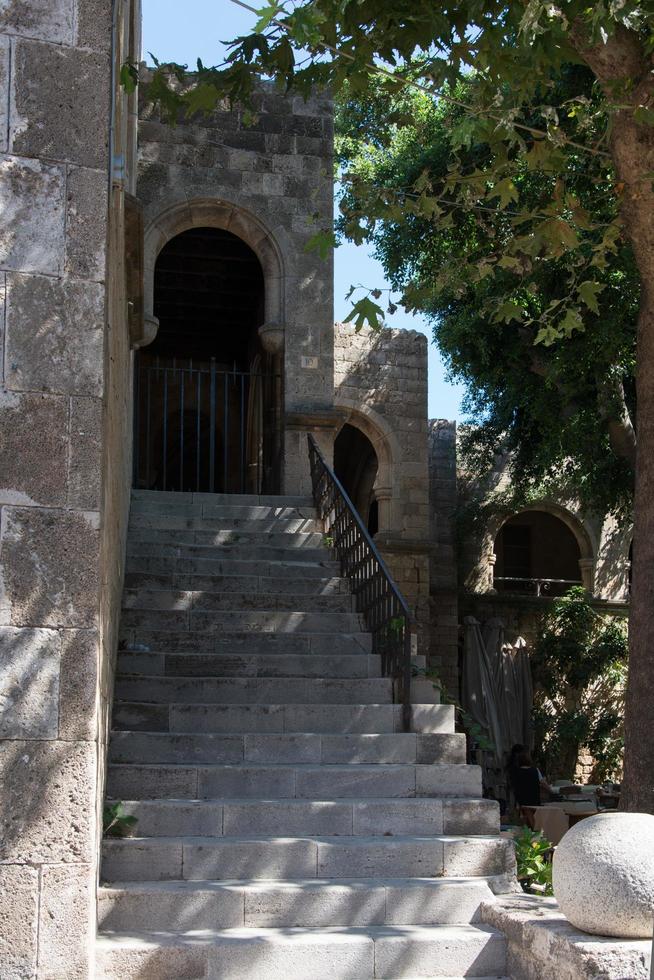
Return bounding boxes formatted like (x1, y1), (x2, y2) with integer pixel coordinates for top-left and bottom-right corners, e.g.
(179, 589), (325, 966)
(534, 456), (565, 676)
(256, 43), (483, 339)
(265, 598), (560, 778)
(133, 358), (281, 494)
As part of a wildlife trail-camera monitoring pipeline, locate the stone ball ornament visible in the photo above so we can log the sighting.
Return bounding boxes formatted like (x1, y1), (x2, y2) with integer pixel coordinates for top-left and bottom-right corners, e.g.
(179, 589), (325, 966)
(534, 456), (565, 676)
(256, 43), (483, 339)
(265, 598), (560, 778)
(552, 812), (654, 938)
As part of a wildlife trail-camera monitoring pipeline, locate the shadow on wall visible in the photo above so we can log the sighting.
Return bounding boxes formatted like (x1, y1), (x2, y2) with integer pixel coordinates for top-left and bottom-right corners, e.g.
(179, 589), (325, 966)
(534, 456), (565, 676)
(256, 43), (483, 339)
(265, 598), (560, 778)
(0, 509), (101, 974)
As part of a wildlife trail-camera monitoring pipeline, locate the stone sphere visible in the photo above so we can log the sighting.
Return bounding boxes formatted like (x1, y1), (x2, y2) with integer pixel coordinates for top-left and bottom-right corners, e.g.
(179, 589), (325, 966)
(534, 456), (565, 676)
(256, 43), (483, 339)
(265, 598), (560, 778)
(553, 812), (654, 938)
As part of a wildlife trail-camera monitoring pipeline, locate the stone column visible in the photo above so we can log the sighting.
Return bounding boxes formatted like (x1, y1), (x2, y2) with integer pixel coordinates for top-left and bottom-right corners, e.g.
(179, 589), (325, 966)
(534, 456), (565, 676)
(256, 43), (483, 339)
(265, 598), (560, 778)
(578, 557), (595, 594)
(284, 411), (340, 496)
(373, 485), (392, 532)
(0, 2), (117, 975)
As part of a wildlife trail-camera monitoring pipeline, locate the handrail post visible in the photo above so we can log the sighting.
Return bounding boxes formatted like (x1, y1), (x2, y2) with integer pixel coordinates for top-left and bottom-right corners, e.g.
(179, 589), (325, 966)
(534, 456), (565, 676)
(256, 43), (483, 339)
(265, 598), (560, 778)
(307, 433), (413, 732)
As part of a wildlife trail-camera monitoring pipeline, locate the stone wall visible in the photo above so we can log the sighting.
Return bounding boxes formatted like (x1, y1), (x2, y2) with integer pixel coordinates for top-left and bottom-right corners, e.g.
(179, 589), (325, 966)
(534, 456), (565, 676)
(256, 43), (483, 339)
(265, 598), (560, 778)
(333, 322), (431, 655)
(137, 81), (335, 495)
(428, 420), (459, 692)
(98, 0), (141, 885)
(456, 433), (630, 603)
(0, 2), (136, 975)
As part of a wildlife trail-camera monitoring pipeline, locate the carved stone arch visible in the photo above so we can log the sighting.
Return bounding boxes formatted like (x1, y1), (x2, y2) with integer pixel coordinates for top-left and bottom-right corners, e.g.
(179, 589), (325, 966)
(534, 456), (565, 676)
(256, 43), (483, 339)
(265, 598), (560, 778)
(333, 397), (402, 531)
(483, 501), (596, 593)
(139, 197), (285, 348)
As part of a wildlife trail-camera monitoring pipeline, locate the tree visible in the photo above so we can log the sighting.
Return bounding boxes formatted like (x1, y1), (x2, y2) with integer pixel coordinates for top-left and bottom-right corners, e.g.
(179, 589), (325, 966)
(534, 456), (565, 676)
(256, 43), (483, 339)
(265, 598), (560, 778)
(532, 587), (627, 782)
(335, 72), (638, 518)
(142, 0), (654, 812)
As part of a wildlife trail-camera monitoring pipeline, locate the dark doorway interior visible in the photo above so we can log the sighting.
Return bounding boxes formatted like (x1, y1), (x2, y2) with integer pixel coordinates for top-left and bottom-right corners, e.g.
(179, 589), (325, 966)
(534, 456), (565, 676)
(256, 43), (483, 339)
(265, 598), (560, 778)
(494, 511), (582, 596)
(133, 227), (281, 494)
(334, 423), (379, 535)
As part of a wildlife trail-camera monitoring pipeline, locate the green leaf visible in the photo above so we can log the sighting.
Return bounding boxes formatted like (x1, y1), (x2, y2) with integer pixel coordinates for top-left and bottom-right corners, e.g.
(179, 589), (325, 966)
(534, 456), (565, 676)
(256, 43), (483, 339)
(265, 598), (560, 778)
(343, 296), (385, 332)
(559, 306), (585, 338)
(119, 62), (138, 94)
(488, 177), (519, 209)
(305, 229), (336, 261)
(254, 1), (282, 32)
(497, 255), (522, 271)
(182, 82), (220, 116)
(577, 280), (604, 315)
(494, 300), (524, 323)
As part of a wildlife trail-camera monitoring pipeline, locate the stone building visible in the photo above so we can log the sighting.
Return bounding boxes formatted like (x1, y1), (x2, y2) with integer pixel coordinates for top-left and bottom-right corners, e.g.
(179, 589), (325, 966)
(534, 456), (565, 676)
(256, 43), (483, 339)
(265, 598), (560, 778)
(0, 1), (631, 976)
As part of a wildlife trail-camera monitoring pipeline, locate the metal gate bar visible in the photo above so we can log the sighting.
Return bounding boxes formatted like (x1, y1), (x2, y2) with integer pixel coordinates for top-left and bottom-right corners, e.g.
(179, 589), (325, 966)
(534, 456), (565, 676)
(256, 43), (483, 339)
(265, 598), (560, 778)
(133, 358), (281, 495)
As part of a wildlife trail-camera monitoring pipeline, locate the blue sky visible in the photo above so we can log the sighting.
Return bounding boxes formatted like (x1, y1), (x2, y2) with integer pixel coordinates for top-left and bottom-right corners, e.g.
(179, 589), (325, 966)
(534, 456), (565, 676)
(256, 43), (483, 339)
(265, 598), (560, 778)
(141, 0), (467, 420)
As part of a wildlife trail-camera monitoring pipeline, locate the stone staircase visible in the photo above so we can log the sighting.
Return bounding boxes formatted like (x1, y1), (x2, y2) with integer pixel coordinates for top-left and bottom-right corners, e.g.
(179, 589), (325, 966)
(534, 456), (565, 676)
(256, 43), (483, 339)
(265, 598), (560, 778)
(96, 489), (515, 979)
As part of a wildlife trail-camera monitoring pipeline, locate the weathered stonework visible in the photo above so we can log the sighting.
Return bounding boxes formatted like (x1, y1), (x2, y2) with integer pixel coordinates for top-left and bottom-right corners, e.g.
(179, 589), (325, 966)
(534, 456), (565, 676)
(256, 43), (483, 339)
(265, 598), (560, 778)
(65, 167), (109, 282)
(0, 1), (137, 975)
(0, 157), (66, 275)
(0, 2), (635, 974)
(0, 391), (68, 505)
(0, 627), (60, 738)
(5, 274), (105, 395)
(11, 40), (110, 169)
(429, 420), (459, 690)
(333, 323), (431, 656)
(0, 864), (39, 980)
(137, 79), (335, 495)
(0, 507), (100, 628)
(0, 739), (95, 864)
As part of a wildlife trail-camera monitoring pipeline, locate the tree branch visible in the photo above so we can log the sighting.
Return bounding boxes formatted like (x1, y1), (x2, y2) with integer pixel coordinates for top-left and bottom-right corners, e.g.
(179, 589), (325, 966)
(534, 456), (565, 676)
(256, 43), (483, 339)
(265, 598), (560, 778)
(596, 371), (637, 470)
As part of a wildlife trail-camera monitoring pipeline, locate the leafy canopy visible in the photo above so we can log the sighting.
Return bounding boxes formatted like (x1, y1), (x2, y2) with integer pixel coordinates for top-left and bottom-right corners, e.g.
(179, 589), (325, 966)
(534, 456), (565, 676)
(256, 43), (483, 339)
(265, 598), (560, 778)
(335, 71), (638, 516)
(532, 586), (628, 782)
(140, 0), (654, 342)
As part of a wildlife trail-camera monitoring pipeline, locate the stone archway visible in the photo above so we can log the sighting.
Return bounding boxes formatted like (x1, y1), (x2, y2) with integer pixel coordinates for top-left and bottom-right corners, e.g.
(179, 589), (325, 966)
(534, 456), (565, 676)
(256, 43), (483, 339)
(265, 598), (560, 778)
(139, 198), (286, 352)
(134, 199), (286, 494)
(483, 503), (596, 594)
(333, 398), (402, 533)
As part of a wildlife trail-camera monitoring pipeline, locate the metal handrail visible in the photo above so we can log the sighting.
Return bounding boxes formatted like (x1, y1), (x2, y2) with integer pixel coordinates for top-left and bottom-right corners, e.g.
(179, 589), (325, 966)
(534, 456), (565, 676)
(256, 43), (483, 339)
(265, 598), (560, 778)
(308, 434), (413, 731)
(493, 576), (582, 597)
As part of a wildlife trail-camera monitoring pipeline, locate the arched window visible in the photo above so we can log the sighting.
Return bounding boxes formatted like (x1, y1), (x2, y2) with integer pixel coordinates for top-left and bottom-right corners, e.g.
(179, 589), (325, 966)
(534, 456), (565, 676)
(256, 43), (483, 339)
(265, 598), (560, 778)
(493, 510), (583, 596)
(334, 423), (379, 535)
(133, 227), (280, 493)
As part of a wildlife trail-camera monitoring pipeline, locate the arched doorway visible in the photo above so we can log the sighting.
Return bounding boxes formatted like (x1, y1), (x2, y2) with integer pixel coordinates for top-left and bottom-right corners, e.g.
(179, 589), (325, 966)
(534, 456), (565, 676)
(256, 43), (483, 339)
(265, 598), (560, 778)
(334, 423), (379, 535)
(133, 227), (282, 493)
(493, 510), (583, 596)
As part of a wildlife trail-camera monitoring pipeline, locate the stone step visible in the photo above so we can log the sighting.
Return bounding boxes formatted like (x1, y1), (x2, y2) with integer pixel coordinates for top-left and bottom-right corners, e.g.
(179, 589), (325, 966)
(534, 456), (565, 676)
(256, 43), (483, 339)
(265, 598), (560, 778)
(113, 675), (390, 705)
(127, 528), (327, 548)
(125, 554), (341, 577)
(98, 877), (496, 931)
(105, 762), (482, 801)
(101, 797), (499, 838)
(120, 608), (364, 634)
(131, 504), (317, 522)
(101, 835), (514, 882)
(126, 541), (330, 562)
(123, 571), (349, 594)
(119, 629), (373, 656)
(108, 732), (467, 766)
(129, 513), (321, 533)
(131, 490), (314, 507)
(95, 924), (506, 979)
(112, 702), (453, 735)
(122, 588), (355, 612)
(116, 651), (381, 679)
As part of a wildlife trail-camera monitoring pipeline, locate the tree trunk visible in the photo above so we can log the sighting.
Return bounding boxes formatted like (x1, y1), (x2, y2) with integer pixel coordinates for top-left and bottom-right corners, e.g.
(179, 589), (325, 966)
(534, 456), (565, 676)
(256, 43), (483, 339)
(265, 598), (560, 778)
(571, 25), (654, 812)
(623, 291), (654, 812)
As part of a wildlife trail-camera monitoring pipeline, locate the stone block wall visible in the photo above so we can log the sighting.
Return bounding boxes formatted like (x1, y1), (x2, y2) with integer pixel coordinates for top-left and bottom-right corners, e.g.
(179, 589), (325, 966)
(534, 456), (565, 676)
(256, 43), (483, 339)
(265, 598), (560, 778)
(333, 323), (431, 654)
(0, 2), (137, 975)
(428, 420), (459, 692)
(137, 82), (335, 495)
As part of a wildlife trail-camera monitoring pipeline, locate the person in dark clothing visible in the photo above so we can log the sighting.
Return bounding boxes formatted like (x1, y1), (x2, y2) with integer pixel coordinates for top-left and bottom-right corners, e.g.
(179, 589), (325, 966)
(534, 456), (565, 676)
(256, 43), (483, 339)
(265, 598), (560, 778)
(506, 743), (525, 811)
(512, 749), (553, 827)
